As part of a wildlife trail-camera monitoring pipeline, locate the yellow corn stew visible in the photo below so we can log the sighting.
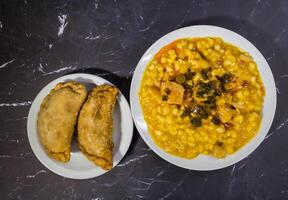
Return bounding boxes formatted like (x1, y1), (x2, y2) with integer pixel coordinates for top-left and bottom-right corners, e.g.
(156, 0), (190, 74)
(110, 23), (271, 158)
(139, 37), (265, 159)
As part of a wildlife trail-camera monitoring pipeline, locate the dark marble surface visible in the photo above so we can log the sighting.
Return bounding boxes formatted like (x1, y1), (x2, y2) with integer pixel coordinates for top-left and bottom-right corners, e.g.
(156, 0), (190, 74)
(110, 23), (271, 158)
(0, 0), (288, 199)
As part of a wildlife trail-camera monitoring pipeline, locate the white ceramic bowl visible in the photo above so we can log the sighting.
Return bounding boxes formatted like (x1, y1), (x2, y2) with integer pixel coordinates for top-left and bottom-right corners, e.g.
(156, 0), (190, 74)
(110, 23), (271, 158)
(27, 73), (133, 179)
(130, 25), (276, 170)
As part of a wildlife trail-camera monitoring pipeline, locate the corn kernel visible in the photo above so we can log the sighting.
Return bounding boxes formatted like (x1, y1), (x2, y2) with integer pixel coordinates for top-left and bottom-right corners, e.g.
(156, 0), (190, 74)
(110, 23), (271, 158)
(227, 138), (235, 144)
(214, 44), (221, 51)
(168, 49), (175, 55)
(155, 130), (162, 136)
(249, 62), (256, 72)
(188, 43), (194, 50)
(233, 115), (244, 124)
(231, 132), (237, 138)
(225, 145), (234, 154)
(160, 57), (167, 64)
(198, 145), (204, 153)
(223, 59), (232, 67)
(216, 127), (225, 133)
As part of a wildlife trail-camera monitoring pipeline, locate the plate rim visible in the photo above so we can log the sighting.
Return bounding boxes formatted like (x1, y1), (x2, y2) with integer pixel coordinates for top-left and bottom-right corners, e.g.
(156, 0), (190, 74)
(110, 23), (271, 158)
(27, 73), (134, 179)
(130, 25), (277, 171)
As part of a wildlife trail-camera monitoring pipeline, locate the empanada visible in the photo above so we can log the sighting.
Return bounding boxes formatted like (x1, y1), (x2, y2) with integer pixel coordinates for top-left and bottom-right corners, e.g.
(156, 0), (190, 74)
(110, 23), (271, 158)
(37, 81), (87, 162)
(78, 84), (119, 170)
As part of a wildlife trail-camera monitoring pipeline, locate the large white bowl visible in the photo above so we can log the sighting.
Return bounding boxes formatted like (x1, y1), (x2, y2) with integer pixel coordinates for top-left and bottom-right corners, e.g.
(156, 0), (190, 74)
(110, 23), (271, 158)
(130, 25), (276, 170)
(27, 73), (134, 179)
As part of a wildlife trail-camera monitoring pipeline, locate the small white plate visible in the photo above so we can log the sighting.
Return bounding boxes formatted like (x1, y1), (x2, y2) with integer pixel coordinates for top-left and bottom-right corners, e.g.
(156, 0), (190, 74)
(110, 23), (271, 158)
(130, 25), (277, 171)
(27, 73), (134, 179)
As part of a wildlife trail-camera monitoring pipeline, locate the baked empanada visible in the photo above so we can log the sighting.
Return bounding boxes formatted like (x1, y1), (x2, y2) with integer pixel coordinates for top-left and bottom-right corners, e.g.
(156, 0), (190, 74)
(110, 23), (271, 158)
(37, 81), (87, 162)
(78, 84), (119, 170)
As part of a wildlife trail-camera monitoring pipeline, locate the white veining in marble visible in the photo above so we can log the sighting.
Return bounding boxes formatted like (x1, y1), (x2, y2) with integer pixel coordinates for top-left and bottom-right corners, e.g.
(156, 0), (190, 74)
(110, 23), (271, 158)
(0, 137), (19, 143)
(7, 186), (22, 197)
(139, 21), (155, 32)
(227, 178), (236, 196)
(265, 117), (288, 139)
(274, 24), (287, 43)
(139, 1), (164, 32)
(126, 68), (135, 79)
(3, 116), (27, 122)
(237, 163), (246, 170)
(266, 51), (276, 62)
(96, 70), (122, 76)
(230, 164), (236, 176)
(136, 179), (152, 186)
(276, 87), (280, 94)
(265, 131), (274, 140)
(117, 154), (148, 167)
(91, 197), (104, 200)
(0, 152), (32, 159)
(94, 0), (99, 9)
(145, 169), (166, 181)
(276, 118), (288, 131)
(42, 65), (76, 76)
(280, 74), (288, 78)
(85, 35), (101, 40)
(0, 59), (15, 69)
(0, 101), (32, 107)
(141, 147), (152, 152)
(159, 172), (187, 200)
(131, 165), (171, 197)
(175, 7), (192, 28)
(26, 170), (47, 178)
(249, 7), (256, 19)
(281, 190), (288, 194)
(83, 31), (102, 41)
(58, 14), (68, 37)
(0, 155), (15, 158)
(38, 63), (46, 73)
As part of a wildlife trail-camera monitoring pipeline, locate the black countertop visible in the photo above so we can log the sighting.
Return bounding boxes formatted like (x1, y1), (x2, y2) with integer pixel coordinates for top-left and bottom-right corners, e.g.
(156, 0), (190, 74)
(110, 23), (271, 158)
(1, 0), (288, 199)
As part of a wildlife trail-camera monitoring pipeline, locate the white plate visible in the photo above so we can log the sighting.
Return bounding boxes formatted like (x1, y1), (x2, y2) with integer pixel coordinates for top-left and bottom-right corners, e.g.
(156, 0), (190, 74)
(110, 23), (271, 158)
(27, 73), (133, 179)
(130, 25), (276, 171)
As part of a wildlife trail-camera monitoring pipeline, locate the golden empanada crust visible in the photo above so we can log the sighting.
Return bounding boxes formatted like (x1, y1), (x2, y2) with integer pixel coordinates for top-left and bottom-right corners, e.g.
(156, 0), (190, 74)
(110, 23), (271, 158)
(78, 84), (119, 170)
(37, 81), (87, 162)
